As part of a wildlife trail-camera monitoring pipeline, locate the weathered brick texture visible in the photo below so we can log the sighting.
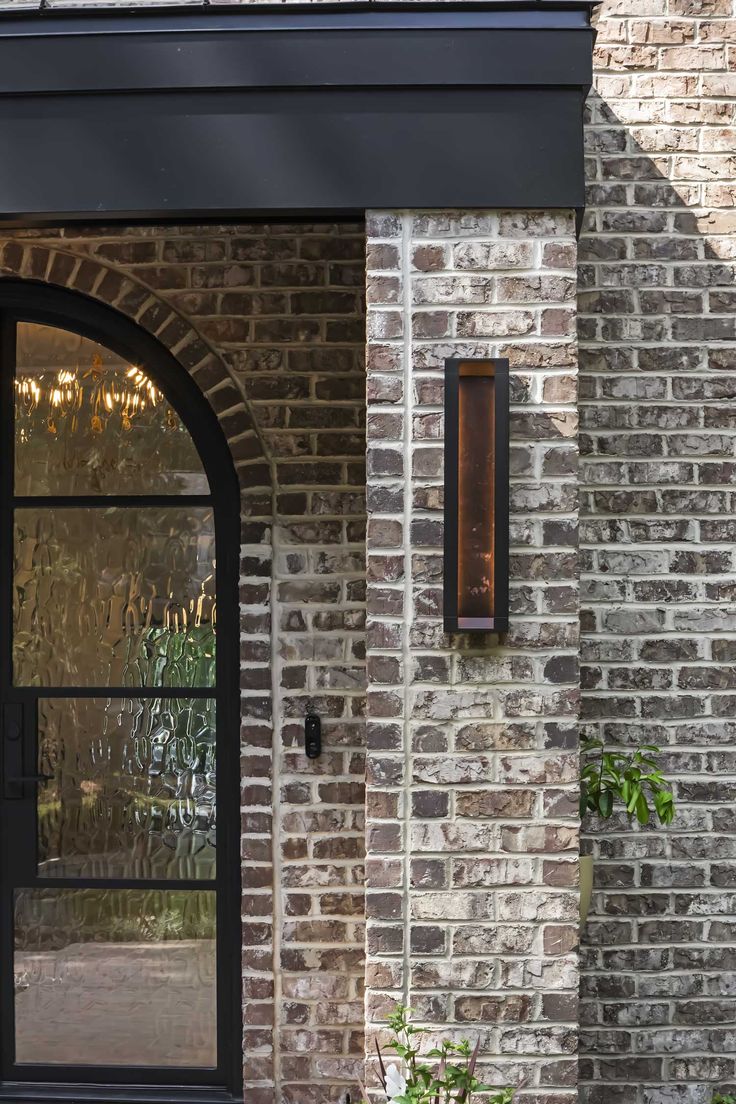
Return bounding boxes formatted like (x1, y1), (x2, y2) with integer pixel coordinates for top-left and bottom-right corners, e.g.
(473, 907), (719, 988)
(2, 1), (735, 1101)
(364, 210), (580, 1102)
(580, 2), (736, 1101)
(0, 223), (367, 1103)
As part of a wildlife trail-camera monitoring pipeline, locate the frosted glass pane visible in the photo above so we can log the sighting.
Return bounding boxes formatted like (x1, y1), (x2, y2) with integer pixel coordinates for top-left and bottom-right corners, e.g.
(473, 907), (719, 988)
(15, 322), (208, 496)
(13, 507), (216, 687)
(14, 888), (216, 1067)
(37, 698), (216, 880)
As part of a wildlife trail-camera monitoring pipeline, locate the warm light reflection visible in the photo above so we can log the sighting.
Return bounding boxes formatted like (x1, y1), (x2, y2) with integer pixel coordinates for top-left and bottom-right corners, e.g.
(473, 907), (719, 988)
(15, 356), (179, 439)
(457, 366), (496, 624)
(444, 357), (509, 633)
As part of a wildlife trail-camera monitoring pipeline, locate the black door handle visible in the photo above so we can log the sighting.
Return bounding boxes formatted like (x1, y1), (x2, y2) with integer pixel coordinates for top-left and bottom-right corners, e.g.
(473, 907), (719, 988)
(3, 702), (27, 799)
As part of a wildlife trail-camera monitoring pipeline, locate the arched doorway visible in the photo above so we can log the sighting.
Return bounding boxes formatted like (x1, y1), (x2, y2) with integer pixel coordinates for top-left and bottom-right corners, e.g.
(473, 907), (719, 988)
(0, 282), (241, 1101)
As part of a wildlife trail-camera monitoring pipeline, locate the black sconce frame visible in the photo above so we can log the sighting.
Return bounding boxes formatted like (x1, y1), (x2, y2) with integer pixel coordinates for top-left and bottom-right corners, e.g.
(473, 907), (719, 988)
(443, 357), (510, 634)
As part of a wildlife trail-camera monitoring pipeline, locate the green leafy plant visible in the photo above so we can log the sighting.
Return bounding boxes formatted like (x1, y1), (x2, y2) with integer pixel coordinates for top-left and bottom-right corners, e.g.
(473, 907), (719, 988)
(357, 1005), (514, 1104)
(713, 1094), (736, 1103)
(580, 738), (675, 826)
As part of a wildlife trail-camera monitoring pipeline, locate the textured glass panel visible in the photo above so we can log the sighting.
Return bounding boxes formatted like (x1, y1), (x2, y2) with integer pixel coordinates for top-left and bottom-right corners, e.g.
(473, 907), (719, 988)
(37, 698), (216, 880)
(13, 507), (216, 687)
(14, 888), (216, 1067)
(15, 322), (208, 496)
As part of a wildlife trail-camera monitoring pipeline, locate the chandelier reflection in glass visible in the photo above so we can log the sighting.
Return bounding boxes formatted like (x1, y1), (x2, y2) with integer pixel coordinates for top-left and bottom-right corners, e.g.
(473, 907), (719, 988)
(14, 321), (209, 496)
(15, 354), (180, 442)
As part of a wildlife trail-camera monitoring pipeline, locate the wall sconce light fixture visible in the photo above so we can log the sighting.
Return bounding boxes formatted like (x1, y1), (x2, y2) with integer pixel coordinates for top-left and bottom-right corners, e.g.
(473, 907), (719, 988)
(443, 358), (509, 633)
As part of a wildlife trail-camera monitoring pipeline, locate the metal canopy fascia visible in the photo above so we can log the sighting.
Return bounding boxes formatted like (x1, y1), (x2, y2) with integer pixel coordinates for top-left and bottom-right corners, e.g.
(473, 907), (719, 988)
(0, 3), (596, 225)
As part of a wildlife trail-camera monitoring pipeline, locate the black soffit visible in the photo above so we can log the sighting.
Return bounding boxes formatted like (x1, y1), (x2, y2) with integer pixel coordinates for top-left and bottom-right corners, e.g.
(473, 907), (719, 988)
(0, 3), (597, 225)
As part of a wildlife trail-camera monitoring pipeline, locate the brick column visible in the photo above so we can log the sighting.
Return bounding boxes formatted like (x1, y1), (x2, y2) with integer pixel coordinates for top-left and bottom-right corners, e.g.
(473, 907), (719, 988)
(580, 2), (736, 1100)
(364, 211), (580, 1100)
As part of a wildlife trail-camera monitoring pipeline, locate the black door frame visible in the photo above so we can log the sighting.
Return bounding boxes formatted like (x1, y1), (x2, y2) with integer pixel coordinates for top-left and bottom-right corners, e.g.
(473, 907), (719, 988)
(0, 281), (242, 1104)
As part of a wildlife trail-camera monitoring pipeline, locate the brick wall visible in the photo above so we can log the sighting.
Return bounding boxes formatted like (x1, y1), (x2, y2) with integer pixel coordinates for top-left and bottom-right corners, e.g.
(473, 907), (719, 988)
(0, 222), (367, 1103)
(364, 210), (581, 1102)
(2, 2), (734, 1101)
(580, 2), (736, 1101)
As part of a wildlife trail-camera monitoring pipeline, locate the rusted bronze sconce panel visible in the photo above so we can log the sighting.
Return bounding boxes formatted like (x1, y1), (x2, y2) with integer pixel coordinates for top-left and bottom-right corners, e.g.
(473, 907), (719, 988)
(443, 358), (509, 633)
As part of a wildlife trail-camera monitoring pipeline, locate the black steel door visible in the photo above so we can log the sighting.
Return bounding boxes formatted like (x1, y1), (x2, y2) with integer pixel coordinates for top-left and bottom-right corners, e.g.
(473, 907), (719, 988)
(0, 283), (240, 1104)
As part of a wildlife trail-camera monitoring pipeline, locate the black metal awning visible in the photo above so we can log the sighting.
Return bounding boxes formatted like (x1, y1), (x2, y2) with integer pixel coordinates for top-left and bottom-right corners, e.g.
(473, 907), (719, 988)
(0, 2), (597, 224)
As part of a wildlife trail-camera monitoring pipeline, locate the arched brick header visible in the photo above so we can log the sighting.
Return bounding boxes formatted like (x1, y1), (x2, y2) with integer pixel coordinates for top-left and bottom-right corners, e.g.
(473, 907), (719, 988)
(0, 239), (278, 1099)
(0, 238), (273, 501)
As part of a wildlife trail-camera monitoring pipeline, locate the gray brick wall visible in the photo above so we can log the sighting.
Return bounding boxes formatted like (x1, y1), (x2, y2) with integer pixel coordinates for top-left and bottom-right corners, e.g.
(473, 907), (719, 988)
(364, 210), (580, 1102)
(580, 2), (736, 1101)
(3, 1), (734, 1093)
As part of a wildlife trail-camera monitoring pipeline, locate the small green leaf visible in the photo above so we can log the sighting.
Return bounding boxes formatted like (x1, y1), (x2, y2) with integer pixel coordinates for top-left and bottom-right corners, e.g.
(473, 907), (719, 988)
(635, 792), (650, 825)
